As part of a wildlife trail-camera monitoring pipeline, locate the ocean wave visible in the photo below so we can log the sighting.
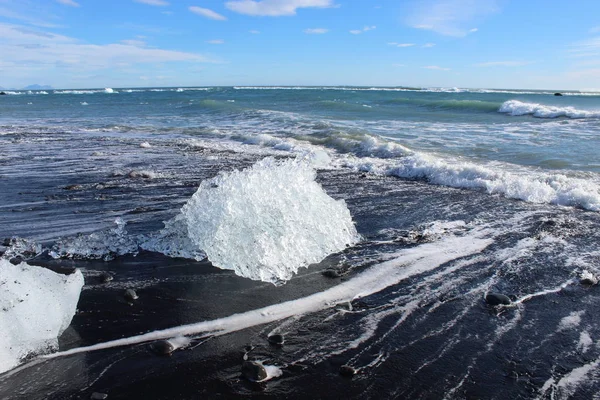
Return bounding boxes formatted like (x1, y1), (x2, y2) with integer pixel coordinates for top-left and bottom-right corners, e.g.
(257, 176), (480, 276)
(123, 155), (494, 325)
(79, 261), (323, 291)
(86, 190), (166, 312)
(343, 153), (600, 211)
(499, 100), (600, 119)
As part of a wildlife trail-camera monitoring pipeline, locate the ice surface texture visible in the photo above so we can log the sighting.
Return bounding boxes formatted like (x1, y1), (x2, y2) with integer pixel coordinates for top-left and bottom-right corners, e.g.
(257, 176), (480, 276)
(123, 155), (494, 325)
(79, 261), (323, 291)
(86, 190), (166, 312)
(0, 259), (84, 373)
(180, 157), (359, 284)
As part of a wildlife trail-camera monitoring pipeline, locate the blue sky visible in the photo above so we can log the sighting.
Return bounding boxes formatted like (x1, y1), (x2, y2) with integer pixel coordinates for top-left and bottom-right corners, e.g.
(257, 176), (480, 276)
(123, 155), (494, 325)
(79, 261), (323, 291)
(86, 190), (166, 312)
(1, 0), (599, 90)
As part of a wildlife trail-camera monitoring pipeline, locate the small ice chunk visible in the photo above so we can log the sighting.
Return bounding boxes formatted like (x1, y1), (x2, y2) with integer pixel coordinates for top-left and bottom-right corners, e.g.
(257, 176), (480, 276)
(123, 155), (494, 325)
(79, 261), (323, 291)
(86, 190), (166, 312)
(140, 142), (151, 148)
(1, 237), (42, 260)
(52, 218), (138, 261)
(0, 259), (84, 373)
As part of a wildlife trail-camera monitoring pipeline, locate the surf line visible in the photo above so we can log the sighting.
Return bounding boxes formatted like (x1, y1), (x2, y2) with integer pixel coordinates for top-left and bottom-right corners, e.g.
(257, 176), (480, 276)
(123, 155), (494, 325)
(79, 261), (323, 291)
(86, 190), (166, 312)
(41, 233), (493, 361)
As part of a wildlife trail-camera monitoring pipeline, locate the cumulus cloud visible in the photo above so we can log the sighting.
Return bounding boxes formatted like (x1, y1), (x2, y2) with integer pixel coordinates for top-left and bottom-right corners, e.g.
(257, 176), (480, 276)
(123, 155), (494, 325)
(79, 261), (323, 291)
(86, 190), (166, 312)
(57, 0), (80, 7)
(350, 25), (376, 34)
(225, 0), (335, 17)
(407, 0), (498, 37)
(304, 28), (328, 34)
(189, 6), (227, 20)
(423, 65), (450, 70)
(134, 0), (169, 6)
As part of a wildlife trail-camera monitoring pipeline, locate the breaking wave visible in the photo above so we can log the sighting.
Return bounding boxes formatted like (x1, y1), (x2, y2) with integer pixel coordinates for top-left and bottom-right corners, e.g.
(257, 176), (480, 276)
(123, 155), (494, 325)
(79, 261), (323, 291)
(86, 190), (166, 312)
(499, 100), (600, 119)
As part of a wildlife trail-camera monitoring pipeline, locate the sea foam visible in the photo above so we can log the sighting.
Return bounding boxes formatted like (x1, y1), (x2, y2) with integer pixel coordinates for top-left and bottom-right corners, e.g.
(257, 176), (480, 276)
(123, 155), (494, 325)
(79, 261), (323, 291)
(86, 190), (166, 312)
(0, 259), (83, 373)
(344, 152), (600, 212)
(499, 100), (600, 119)
(178, 157), (359, 284)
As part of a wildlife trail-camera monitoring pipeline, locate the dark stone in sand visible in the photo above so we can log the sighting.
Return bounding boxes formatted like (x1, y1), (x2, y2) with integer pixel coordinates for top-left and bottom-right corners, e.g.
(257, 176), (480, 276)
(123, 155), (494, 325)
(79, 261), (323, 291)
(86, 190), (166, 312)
(485, 293), (512, 306)
(580, 277), (598, 286)
(150, 340), (175, 356)
(124, 289), (139, 301)
(64, 184), (83, 190)
(554, 92), (563, 96)
(339, 365), (356, 377)
(99, 272), (113, 283)
(90, 393), (108, 400)
(241, 361), (268, 382)
(267, 334), (285, 346)
(322, 269), (341, 278)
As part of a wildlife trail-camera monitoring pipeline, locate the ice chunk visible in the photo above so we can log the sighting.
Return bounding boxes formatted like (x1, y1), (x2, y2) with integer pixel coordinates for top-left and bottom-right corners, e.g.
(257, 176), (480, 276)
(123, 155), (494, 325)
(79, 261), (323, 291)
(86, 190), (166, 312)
(51, 218), (138, 261)
(141, 215), (207, 261)
(0, 259), (84, 373)
(180, 157), (359, 284)
(1, 237), (42, 260)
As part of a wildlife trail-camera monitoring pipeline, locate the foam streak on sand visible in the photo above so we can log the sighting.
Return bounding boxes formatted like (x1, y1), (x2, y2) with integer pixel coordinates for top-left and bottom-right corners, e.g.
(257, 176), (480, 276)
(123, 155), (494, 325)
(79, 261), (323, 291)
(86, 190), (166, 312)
(41, 229), (492, 360)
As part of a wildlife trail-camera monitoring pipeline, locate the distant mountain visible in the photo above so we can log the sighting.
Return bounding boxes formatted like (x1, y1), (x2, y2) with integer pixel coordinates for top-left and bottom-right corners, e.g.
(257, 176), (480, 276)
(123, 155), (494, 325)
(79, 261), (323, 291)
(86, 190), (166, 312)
(22, 84), (53, 90)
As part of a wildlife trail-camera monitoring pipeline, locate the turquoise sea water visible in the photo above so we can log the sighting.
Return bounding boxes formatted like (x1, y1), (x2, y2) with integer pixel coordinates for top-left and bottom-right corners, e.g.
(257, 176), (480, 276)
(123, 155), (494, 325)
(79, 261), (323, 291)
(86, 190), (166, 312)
(2, 86), (600, 210)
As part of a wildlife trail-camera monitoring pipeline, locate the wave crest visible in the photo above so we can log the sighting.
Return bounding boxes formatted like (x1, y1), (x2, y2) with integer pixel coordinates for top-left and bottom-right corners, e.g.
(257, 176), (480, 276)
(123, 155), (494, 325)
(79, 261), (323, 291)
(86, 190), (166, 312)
(499, 100), (600, 119)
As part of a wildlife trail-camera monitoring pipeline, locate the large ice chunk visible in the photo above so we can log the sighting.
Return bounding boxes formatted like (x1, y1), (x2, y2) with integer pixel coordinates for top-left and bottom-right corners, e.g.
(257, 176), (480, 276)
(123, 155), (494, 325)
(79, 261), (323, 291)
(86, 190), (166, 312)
(181, 157), (359, 284)
(0, 259), (84, 374)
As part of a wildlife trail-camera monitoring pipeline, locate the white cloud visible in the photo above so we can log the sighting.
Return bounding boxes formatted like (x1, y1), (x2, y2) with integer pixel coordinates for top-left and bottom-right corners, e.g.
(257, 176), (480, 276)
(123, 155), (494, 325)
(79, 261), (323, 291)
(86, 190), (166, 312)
(407, 0), (499, 37)
(350, 25), (376, 34)
(206, 39), (225, 44)
(189, 6), (227, 20)
(393, 63), (405, 67)
(0, 4), (62, 28)
(304, 28), (328, 34)
(134, 0), (169, 6)
(474, 61), (532, 67)
(569, 36), (600, 58)
(469, 28), (478, 33)
(422, 43), (436, 47)
(0, 22), (217, 80)
(590, 26), (600, 34)
(57, 0), (80, 7)
(423, 65), (450, 70)
(388, 42), (415, 47)
(225, 0), (335, 17)
(249, 30), (260, 34)
(121, 39), (146, 47)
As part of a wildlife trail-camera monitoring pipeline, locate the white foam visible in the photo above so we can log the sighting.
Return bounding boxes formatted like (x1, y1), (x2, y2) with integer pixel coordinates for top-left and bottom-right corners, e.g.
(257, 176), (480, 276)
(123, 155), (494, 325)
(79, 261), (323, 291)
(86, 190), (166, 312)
(41, 226), (492, 359)
(104, 88), (116, 94)
(0, 259), (84, 373)
(558, 311), (584, 331)
(578, 331), (593, 353)
(346, 153), (600, 211)
(139, 142), (151, 148)
(499, 100), (600, 119)
(179, 157), (358, 283)
(545, 357), (600, 399)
